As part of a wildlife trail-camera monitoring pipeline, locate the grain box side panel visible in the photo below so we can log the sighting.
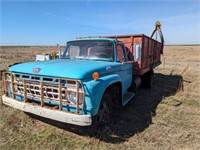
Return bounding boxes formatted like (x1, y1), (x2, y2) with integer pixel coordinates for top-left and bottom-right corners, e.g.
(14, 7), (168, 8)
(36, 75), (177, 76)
(143, 35), (162, 69)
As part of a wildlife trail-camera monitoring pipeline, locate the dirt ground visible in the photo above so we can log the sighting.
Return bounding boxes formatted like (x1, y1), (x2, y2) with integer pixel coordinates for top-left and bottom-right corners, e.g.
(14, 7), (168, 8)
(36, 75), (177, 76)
(0, 45), (200, 150)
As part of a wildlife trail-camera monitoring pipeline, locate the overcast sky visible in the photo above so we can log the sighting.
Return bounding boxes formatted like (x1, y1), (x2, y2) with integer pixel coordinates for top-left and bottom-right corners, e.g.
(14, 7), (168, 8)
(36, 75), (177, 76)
(0, 0), (199, 45)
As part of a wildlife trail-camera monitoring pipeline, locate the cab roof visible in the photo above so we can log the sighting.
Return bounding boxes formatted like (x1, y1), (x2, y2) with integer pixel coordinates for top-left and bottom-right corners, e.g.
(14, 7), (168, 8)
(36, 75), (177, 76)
(68, 37), (120, 43)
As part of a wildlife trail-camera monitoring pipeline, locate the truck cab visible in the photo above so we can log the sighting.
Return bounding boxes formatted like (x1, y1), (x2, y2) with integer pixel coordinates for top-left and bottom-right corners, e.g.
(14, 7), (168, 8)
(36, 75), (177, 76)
(62, 38), (135, 126)
(63, 38), (135, 100)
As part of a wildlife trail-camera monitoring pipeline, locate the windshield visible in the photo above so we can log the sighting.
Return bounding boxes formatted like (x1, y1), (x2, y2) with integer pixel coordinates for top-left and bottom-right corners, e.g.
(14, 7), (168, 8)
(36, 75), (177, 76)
(62, 40), (114, 61)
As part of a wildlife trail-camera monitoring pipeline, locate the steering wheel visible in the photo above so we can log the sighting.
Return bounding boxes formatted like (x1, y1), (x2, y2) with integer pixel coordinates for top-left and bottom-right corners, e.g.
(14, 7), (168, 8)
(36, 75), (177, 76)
(96, 52), (110, 58)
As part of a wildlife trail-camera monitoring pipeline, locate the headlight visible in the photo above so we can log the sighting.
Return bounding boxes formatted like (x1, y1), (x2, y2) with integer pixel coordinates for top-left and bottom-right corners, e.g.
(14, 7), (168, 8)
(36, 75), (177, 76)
(66, 91), (83, 105)
(67, 92), (76, 104)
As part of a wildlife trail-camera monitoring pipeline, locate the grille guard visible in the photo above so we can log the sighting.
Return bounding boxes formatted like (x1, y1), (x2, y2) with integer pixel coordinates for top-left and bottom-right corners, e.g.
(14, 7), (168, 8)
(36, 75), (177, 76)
(2, 72), (85, 114)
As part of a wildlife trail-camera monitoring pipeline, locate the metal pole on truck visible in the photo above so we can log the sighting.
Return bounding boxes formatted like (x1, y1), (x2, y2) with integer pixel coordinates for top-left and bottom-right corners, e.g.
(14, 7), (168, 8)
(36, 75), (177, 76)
(151, 21), (164, 54)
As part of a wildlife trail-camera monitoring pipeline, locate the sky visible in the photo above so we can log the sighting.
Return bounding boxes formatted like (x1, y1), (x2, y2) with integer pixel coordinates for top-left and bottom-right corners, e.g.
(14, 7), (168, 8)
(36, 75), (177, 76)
(0, 0), (199, 45)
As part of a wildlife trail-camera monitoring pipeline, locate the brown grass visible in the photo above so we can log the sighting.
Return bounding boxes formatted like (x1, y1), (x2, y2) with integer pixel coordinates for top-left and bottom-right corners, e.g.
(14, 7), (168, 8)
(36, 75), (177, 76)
(0, 45), (200, 150)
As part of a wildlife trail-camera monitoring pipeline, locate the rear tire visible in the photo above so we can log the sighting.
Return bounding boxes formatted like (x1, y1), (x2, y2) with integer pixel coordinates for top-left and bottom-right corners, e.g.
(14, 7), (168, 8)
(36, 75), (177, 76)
(141, 70), (154, 88)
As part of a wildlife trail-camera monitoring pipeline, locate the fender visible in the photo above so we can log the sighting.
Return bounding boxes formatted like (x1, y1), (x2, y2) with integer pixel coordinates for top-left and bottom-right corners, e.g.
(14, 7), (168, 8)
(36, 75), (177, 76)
(83, 74), (121, 116)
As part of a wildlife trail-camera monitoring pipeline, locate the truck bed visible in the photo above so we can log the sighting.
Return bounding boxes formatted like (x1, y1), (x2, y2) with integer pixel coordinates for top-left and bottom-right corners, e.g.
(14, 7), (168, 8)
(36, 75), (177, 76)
(103, 34), (163, 75)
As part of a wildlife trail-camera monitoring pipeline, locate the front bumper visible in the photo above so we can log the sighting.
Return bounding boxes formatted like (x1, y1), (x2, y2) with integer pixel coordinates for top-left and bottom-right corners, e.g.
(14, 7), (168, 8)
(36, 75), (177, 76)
(2, 94), (92, 126)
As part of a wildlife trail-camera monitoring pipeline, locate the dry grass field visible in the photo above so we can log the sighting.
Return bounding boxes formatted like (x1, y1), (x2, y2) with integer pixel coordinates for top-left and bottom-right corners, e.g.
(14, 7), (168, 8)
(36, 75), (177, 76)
(0, 45), (199, 150)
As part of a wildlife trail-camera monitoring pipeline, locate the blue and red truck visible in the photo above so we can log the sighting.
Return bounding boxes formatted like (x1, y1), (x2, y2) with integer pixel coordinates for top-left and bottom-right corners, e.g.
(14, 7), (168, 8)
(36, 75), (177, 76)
(2, 21), (164, 128)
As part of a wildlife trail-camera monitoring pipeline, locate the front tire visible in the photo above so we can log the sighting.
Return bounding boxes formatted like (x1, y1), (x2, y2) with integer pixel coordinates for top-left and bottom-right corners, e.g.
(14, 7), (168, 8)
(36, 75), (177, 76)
(92, 93), (113, 128)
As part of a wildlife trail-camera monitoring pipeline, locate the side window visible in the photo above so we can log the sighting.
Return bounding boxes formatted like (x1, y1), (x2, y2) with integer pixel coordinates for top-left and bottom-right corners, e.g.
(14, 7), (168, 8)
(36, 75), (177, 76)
(116, 44), (125, 62)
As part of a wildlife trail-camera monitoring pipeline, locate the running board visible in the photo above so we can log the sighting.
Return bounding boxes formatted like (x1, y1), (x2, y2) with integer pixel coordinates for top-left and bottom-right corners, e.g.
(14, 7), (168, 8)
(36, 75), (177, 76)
(122, 92), (135, 106)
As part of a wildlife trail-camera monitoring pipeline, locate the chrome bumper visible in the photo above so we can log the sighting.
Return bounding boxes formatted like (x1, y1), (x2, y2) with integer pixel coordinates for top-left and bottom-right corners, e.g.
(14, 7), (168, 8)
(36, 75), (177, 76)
(2, 94), (92, 126)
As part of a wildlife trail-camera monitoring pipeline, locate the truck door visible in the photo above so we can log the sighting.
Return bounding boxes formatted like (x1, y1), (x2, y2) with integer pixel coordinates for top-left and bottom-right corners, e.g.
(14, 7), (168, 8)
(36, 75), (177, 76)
(116, 43), (133, 95)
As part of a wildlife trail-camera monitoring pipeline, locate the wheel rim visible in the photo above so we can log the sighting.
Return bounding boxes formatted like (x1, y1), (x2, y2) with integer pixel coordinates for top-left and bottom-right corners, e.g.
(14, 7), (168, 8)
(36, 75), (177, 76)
(96, 102), (111, 126)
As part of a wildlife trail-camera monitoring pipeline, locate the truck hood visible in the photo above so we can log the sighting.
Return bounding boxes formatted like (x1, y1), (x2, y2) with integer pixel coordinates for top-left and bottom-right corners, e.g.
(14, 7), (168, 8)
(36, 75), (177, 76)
(9, 59), (118, 79)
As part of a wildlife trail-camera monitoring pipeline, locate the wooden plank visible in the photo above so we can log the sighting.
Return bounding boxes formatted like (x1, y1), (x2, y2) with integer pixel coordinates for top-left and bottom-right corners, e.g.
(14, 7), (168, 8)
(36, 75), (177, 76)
(23, 80), (27, 102)
(81, 85), (85, 114)
(12, 81), (83, 93)
(14, 91), (74, 105)
(76, 81), (79, 114)
(2, 72), (5, 94)
(58, 79), (62, 110)
(3, 73), (8, 96)
(11, 74), (15, 98)
(40, 81), (44, 107)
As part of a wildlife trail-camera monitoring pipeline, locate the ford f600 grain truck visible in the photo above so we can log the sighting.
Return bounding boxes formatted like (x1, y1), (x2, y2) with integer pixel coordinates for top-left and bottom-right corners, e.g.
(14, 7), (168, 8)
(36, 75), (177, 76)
(2, 21), (164, 128)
